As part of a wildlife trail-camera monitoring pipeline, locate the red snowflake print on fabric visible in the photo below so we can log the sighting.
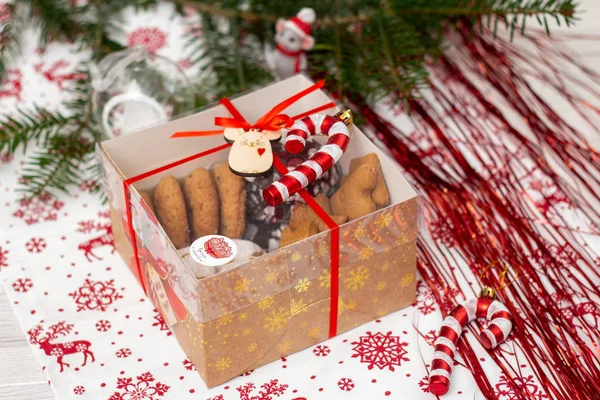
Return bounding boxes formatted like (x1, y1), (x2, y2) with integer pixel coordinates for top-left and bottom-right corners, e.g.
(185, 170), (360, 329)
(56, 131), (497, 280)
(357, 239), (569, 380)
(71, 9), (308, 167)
(152, 311), (172, 336)
(494, 374), (548, 400)
(423, 329), (438, 346)
(73, 386), (85, 395)
(12, 278), (33, 293)
(12, 192), (64, 225)
(337, 377), (355, 392)
(69, 279), (122, 312)
(182, 358), (195, 371)
(313, 344), (331, 357)
(127, 28), (167, 53)
(116, 348), (132, 358)
(25, 237), (47, 253)
(0, 245), (9, 270)
(208, 396), (224, 400)
(78, 179), (98, 193)
(351, 331), (409, 371)
(109, 371), (170, 400)
(418, 376), (430, 393)
(415, 280), (436, 315)
(237, 379), (288, 400)
(0, 152), (13, 163)
(96, 319), (111, 332)
(0, 69), (23, 101)
(34, 60), (86, 90)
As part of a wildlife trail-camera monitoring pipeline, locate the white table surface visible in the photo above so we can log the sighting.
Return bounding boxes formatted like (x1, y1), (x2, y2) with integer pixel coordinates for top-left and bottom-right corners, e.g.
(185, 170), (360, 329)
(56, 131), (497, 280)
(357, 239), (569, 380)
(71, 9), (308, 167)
(1, 2), (599, 399)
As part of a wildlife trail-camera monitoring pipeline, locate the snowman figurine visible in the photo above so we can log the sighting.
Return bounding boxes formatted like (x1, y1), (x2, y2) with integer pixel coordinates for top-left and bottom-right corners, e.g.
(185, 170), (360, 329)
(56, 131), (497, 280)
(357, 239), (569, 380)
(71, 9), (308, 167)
(265, 8), (316, 79)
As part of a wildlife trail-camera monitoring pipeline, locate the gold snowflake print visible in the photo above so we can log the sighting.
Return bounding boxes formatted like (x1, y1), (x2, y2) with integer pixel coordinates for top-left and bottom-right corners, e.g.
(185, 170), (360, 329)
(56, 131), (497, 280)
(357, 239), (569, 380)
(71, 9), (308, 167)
(318, 269), (331, 288)
(264, 307), (289, 332)
(344, 265), (370, 291)
(401, 272), (415, 287)
(338, 298), (357, 316)
(217, 314), (234, 328)
(358, 246), (375, 261)
(295, 277), (311, 293)
(376, 211), (393, 228)
(258, 296), (274, 310)
(248, 342), (258, 352)
(216, 357), (231, 371)
(239, 313), (248, 321)
(265, 270), (277, 284)
(380, 262), (391, 272)
(234, 277), (251, 293)
(377, 281), (387, 291)
(308, 326), (322, 339)
(316, 241), (328, 258)
(291, 251), (302, 262)
(279, 340), (291, 353)
(242, 327), (252, 336)
(290, 298), (307, 315)
(352, 225), (366, 241)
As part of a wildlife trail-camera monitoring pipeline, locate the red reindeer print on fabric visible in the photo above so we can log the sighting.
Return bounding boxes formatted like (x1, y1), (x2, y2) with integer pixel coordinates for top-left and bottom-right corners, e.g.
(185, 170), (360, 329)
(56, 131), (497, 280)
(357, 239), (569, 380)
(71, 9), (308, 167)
(76, 213), (115, 262)
(0, 69), (23, 101)
(27, 321), (95, 372)
(34, 60), (86, 90)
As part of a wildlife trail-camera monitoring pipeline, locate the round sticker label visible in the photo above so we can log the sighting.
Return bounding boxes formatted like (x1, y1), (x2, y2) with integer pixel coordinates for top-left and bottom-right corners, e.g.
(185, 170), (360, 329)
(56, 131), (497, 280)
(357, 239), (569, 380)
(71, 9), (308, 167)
(189, 235), (237, 267)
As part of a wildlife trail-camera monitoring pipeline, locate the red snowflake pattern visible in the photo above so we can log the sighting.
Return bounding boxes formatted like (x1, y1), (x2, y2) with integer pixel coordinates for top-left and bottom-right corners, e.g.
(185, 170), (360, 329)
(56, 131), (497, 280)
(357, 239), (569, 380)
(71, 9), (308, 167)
(12, 278), (33, 293)
(0, 245), (9, 269)
(127, 28), (167, 53)
(152, 311), (171, 336)
(237, 380), (288, 400)
(418, 376), (430, 393)
(96, 319), (111, 332)
(208, 396), (224, 400)
(116, 348), (132, 358)
(182, 358), (195, 371)
(494, 374), (548, 400)
(109, 371), (170, 400)
(337, 377), (355, 391)
(73, 386), (85, 395)
(313, 344), (331, 357)
(78, 179), (98, 193)
(423, 329), (438, 346)
(25, 237), (47, 253)
(12, 192), (64, 225)
(0, 152), (13, 163)
(69, 279), (122, 312)
(415, 281), (436, 315)
(351, 331), (409, 371)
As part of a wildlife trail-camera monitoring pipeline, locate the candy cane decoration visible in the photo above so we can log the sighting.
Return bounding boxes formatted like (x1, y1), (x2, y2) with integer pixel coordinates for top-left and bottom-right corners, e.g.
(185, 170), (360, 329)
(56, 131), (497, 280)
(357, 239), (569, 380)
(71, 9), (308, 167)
(262, 111), (352, 206)
(429, 294), (513, 396)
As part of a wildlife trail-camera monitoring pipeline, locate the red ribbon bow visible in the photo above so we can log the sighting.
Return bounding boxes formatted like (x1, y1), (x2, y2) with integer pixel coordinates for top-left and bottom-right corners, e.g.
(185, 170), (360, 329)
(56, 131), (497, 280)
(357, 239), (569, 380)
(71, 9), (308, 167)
(171, 79), (333, 138)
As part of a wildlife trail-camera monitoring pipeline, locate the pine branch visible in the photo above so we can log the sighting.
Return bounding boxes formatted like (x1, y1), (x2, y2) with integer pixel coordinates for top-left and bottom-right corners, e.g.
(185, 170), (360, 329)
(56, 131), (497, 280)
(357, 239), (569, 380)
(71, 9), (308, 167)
(0, 4), (22, 78)
(27, 0), (83, 45)
(0, 106), (77, 154)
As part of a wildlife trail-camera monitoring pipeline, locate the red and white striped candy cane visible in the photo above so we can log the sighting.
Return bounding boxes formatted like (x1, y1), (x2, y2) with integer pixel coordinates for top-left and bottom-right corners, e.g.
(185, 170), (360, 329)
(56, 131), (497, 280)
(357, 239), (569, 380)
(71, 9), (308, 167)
(262, 112), (351, 207)
(429, 295), (513, 396)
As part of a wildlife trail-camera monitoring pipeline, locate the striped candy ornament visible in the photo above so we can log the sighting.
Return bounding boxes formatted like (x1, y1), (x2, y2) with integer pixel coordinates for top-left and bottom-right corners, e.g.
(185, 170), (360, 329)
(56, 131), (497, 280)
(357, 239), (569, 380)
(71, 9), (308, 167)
(429, 296), (513, 396)
(262, 112), (351, 206)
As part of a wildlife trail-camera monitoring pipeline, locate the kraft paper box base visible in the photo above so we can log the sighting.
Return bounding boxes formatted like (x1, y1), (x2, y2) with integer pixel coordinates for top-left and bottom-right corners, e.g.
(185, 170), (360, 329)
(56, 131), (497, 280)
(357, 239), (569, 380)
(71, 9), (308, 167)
(97, 75), (419, 388)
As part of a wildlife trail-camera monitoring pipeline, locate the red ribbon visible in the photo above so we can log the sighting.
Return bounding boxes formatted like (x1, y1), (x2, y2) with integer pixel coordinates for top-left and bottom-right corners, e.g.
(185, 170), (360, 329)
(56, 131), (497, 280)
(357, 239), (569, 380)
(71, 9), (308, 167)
(125, 80), (341, 337)
(171, 80), (330, 138)
(276, 44), (303, 73)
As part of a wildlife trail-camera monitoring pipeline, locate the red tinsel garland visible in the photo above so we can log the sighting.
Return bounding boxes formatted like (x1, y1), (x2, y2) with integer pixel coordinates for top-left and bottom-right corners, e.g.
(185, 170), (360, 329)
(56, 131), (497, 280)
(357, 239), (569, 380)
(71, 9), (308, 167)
(343, 25), (600, 399)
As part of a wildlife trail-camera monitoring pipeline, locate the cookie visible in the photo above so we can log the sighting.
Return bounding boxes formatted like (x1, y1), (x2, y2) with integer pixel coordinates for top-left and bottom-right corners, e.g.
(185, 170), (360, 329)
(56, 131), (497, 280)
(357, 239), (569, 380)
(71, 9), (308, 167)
(330, 164), (378, 221)
(140, 192), (155, 214)
(212, 162), (246, 238)
(280, 221), (319, 247)
(183, 168), (219, 240)
(178, 247), (216, 279)
(153, 176), (191, 249)
(348, 153), (389, 209)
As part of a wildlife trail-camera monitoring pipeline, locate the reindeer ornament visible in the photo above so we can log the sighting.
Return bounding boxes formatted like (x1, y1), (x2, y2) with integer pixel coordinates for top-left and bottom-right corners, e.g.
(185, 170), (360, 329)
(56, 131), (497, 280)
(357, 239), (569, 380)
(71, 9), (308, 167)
(265, 8), (316, 79)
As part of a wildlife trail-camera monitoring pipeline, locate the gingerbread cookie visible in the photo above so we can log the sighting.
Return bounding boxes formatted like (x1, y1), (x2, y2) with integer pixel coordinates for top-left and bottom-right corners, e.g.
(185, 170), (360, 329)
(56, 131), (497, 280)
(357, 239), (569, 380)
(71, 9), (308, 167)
(212, 162), (246, 238)
(348, 153), (389, 209)
(153, 176), (190, 249)
(331, 163), (377, 221)
(183, 168), (219, 241)
(280, 221), (319, 247)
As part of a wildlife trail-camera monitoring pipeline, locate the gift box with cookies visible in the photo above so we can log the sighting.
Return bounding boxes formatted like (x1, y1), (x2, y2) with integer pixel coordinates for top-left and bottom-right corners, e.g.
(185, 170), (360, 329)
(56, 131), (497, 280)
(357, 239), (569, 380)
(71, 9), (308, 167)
(96, 74), (420, 388)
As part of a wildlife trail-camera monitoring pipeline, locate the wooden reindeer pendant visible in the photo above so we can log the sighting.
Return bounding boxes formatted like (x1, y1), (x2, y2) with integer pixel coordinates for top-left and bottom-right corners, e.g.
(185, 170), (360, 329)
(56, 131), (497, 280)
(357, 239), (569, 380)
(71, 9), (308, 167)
(224, 127), (282, 177)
